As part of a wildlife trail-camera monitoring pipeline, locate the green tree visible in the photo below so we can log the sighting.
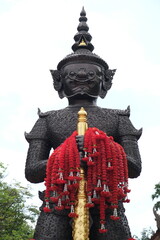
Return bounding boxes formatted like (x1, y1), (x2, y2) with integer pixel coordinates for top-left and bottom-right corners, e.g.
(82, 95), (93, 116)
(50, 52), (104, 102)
(133, 227), (155, 240)
(0, 162), (38, 240)
(133, 183), (160, 240)
(140, 227), (154, 240)
(152, 182), (160, 211)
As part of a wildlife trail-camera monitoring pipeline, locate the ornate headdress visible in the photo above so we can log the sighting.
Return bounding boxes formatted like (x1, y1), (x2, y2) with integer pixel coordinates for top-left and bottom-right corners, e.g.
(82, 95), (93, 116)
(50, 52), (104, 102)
(51, 7), (116, 98)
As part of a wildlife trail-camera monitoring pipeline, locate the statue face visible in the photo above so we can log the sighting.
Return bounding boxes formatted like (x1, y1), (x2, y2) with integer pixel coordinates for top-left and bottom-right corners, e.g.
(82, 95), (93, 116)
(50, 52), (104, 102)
(61, 63), (103, 98)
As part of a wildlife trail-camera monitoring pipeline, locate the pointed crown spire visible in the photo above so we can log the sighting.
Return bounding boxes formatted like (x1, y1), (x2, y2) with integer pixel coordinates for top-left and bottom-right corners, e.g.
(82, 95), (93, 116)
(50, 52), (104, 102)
(57, 7), (109, 70)
(72, 7), (94, 52)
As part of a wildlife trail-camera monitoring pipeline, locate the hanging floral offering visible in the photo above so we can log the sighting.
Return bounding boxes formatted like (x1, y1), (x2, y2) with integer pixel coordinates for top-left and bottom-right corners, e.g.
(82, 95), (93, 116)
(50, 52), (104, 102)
(43, 127), (131, 235)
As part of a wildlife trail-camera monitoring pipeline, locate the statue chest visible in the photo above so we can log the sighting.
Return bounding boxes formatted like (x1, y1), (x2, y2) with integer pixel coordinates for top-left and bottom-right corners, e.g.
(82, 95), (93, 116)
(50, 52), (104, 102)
(46, 108), (119, 148)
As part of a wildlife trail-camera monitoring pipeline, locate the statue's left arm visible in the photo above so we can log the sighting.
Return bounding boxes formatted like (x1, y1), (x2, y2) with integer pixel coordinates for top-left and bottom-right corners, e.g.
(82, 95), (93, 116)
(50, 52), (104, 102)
(117, 109), (142, 178)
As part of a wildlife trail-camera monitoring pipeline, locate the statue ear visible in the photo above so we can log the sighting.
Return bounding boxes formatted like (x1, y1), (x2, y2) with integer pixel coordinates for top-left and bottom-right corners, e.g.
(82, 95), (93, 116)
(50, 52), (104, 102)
(50, 70), (64, 99)
(105, 69), (116, 81)
(99, 69), (116, 99)
(50, 70), (62, 91)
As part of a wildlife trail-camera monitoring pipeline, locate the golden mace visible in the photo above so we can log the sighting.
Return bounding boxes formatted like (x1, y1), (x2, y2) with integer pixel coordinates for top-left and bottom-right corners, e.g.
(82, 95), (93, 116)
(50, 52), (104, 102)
(72, 107), (90, 240)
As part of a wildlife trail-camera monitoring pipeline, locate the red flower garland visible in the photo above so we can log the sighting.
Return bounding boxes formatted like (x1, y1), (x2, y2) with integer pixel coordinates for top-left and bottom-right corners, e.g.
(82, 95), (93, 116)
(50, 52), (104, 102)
(43, 127), (130, 234)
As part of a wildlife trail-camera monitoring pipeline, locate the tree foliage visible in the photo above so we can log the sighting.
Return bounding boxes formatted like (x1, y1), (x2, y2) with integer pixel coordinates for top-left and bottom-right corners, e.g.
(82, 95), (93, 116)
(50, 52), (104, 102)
(140, 227), (154, 240)
(133, 227), (155, 240)
(152, 182), (160, 211)
(0, 162), (38, 240)
(134, 182), (160, 240)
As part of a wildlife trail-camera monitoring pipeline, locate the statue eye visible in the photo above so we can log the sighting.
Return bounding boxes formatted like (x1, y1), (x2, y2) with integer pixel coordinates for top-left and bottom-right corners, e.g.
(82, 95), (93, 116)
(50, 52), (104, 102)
(88, 71), (94, 77)
(69, 71), (75, 77)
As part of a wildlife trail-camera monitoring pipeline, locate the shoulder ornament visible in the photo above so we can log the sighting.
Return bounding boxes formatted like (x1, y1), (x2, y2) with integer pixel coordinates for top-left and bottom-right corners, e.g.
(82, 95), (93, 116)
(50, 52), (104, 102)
(37, 108), (53, 118)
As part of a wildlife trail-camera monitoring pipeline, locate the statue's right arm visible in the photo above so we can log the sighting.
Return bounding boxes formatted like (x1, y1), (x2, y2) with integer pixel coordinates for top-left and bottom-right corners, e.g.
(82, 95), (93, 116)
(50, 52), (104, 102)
(25, 140), (51, 183)
(25, 117), (51, 183)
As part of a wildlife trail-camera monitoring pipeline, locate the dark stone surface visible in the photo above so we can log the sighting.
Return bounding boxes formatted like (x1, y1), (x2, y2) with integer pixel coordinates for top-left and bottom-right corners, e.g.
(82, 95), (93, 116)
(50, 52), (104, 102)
(25, 105), (142, 240)
(25, 7), (142, 240)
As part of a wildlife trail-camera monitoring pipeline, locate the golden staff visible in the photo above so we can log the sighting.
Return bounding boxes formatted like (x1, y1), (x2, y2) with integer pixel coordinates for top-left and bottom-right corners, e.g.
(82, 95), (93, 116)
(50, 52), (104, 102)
(72, 107), (90, 240)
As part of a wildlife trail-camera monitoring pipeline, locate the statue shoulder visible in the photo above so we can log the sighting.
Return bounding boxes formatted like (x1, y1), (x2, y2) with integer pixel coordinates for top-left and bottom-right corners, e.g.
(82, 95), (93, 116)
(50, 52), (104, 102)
(25, 108), (58, 142)
(116, 105), (130, 117)
(37, 108), (57, 118)
(102, 106), (130, 117)
(102, 106), (142, 139)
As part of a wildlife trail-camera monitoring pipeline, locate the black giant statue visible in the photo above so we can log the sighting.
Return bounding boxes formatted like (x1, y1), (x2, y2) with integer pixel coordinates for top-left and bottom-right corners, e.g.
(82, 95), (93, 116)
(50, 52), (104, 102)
(25, 7), (142, 240)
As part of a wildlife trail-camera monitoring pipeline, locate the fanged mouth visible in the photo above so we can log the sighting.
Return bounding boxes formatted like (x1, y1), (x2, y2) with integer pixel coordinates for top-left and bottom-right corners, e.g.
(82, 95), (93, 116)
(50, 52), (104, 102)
(64, 87), (98, 98)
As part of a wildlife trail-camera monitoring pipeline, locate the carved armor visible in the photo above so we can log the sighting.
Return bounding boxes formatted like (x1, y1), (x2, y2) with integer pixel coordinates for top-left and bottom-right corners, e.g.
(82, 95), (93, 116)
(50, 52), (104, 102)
(25, 106), (142, 240)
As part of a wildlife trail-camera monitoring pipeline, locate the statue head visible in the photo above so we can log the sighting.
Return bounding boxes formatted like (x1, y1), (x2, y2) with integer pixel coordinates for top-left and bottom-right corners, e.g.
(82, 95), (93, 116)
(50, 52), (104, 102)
(50, 7), (116, 100)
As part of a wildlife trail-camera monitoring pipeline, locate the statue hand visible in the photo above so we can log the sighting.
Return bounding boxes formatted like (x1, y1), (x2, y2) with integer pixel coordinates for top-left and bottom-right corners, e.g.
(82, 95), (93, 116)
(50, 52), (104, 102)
(76, 135), (84, 151)
(76, 136), (87, 169)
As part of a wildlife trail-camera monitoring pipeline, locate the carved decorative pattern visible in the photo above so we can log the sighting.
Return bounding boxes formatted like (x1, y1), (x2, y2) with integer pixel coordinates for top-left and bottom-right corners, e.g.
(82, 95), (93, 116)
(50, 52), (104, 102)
(25, 106), (142, 239)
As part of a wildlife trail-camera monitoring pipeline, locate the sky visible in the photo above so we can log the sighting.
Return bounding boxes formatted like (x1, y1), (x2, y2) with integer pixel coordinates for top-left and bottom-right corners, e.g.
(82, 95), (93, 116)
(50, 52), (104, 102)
(0, 0), (160, 238)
